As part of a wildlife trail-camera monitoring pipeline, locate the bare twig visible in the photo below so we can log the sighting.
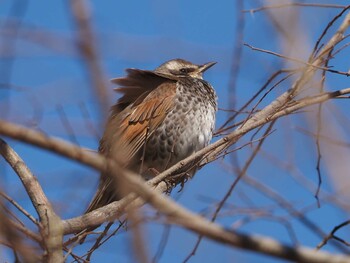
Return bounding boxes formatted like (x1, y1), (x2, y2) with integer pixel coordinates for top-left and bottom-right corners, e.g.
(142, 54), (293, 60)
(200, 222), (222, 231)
(0, 203), (41, 263)
(311, 5), (350, 58)
(243, 3), (347, 14)
(0, 191), (38, 225)
(244, 43), (349, 76)
(217, 67), (296, 134)
(317, 220), (350, 250)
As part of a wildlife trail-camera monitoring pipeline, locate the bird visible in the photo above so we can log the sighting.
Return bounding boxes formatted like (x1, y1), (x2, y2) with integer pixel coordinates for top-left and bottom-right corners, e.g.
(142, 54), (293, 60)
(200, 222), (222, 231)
(85, 58), (217, 214)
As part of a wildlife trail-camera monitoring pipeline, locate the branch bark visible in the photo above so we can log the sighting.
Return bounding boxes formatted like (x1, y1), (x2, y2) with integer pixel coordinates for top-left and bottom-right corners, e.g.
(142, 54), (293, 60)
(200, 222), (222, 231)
(0, 139), (64, 263)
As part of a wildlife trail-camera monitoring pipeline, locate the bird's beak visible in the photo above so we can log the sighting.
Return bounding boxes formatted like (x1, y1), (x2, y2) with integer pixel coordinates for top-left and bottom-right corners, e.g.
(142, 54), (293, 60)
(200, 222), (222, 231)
(198, 61), (217, 73)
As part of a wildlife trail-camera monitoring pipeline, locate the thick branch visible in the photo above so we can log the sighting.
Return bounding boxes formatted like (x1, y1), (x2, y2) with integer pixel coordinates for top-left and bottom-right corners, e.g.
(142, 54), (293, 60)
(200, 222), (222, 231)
(0, 139), (64, 263)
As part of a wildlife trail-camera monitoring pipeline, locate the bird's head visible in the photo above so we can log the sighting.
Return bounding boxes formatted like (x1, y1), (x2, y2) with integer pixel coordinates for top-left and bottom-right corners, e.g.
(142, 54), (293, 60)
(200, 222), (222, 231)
(154, 59), (216, 79)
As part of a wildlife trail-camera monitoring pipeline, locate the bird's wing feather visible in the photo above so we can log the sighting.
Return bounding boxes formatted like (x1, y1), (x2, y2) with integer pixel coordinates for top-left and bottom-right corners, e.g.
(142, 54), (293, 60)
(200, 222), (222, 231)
(112, 81), (177, 161)
(85, 73), (177, 214)
(111, 69), (172, 112)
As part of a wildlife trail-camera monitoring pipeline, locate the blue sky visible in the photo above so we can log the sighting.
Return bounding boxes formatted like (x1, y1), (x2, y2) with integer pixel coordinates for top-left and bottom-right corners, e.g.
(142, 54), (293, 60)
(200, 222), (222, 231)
(1, 1), (350, 262)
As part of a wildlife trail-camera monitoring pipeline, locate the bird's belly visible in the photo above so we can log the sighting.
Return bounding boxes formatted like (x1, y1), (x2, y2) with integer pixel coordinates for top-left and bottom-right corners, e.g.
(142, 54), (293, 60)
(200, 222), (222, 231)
(141, 104), (215, 177)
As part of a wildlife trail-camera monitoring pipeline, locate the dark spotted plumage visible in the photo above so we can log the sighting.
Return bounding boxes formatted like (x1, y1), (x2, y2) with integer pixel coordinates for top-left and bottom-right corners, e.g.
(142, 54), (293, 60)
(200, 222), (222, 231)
(86, 58), (217, 213)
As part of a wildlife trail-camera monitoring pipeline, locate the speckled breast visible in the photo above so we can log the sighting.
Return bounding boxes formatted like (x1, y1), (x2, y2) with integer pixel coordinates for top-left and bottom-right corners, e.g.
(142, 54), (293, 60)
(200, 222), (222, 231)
(142, 77), (217, 178)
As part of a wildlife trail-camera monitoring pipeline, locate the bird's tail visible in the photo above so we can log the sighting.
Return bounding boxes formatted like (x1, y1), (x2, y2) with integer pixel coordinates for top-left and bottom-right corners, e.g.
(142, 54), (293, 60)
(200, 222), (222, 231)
(76, 176), (119, 244)
(85, 176), (116, 214)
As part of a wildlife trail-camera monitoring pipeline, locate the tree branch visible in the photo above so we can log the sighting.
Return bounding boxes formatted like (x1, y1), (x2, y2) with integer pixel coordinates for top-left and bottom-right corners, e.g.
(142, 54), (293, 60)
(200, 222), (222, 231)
(0, 139), (64, 262)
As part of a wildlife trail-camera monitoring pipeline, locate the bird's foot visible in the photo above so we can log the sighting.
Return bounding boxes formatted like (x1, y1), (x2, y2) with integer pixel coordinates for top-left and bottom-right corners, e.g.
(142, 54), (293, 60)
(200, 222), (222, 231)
(164, 172), (190, 192)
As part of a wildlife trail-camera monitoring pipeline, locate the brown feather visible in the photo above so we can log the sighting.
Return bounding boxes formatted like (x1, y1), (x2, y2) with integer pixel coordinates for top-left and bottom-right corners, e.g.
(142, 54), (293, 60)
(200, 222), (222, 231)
(110, 81), (177, 162)
(85, 75), (177, 214)
(111, 69), (171, 113)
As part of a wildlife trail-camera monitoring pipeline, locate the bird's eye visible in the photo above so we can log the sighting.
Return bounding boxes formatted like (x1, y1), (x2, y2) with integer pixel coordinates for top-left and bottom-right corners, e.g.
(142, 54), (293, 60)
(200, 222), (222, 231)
(180, 68), (188, 74)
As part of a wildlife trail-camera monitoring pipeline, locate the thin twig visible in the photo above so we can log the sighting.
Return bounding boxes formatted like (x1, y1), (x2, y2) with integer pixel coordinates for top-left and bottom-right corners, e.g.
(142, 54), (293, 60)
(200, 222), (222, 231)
(317, 220), (350, 250)
(0, 192), (38, 225)
(243, 3), (347, 14)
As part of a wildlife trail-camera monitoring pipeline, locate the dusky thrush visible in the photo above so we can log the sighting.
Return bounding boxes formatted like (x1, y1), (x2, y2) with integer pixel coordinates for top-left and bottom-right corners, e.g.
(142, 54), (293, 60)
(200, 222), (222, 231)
(85, 58), (217, 213)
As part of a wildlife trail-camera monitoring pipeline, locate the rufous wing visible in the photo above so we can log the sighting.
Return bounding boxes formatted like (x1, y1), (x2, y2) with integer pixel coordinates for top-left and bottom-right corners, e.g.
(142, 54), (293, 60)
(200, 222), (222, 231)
(111, 69), (172, 113)
(99, 68), (176, 156)
(85, 81), (177, 214)
(110, 81), (177, 162)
